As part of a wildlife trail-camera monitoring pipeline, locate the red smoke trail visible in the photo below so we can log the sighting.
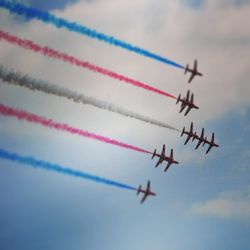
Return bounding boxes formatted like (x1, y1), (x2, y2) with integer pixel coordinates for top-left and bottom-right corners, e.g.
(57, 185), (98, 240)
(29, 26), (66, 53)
(0, 103), (151, 154)
(0, 30), (176, 100)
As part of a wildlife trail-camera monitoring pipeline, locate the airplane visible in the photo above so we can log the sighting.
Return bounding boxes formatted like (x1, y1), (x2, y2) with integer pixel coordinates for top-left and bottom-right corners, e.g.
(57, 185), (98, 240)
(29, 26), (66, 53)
(193, 128), (206, 150)
(137, 180), (156, 204)
(203, 132), (219, 154)
(176, 90), (199, 116)
(151, 144), (179, 172)
(184, 59), (203, 83)
(181, 122), (196, 145)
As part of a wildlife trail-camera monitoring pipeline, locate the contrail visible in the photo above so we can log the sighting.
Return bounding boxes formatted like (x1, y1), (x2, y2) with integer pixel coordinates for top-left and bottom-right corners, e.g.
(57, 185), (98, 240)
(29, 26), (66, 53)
(0, 148), (137, 191)
(0, 103), (152, 154)
(0, 30), (176, 100)
(0, 65), (179, 132)
(0, 0), (184, 69)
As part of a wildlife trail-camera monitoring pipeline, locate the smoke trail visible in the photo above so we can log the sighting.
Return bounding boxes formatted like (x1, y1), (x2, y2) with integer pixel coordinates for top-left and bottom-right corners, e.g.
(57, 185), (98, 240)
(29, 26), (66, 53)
(0, 0), (184, 69)
(0, 148), (137, 191)
(0, 30), (176, 100)
(0, 65), (179, 132)
(0, 103), (152, 154)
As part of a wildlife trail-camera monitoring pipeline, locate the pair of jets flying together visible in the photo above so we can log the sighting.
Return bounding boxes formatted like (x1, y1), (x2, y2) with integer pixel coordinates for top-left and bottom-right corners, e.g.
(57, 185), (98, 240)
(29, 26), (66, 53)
(181, 122), (219, 154)
(137, 145), (179, 203)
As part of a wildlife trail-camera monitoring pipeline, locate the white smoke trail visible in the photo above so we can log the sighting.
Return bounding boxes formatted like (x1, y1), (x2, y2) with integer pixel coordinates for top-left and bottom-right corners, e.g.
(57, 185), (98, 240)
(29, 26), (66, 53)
(0, 65), (179, 131)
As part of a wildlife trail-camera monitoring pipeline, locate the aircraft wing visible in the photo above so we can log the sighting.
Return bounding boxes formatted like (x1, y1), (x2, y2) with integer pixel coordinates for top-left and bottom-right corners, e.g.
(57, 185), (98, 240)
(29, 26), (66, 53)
(147, 180), (150, 191)
(164, 161), (171, 172)
(191, 93), (194, 104)
(186, 90), (190, 101)
(188, 73), (195, 83)
(140, 193), (148, 204)
(179, 103), (187, 113)
(194, 60), (197, 71)
(206, 144), (213, 154)
(155, 157), (163, 168)
(162, 144), (166, 156)
(170, 149), (173, 159)
(184, 106), (192, 116)
(195, 139), (203, 149)
(211, 133), (215, 143)
(184, 134), (192, 145)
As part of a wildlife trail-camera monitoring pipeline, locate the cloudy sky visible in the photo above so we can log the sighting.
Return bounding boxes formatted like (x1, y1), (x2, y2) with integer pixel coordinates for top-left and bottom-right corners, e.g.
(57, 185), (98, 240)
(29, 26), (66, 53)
(0, 0), (250, 249)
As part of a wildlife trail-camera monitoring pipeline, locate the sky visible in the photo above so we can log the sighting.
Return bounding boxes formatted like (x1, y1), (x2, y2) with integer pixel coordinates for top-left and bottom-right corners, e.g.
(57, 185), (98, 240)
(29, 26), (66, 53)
(0, 0), (250, 250)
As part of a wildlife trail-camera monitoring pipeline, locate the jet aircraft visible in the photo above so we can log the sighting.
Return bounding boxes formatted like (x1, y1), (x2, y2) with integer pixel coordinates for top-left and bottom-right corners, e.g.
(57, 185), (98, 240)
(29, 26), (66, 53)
(176, 90), (199, 116)
(185, 59), (203, 83)
(152, 144), (179, 172)
(203, 132), (219, 154)
(193, 128), (206, 149)
(137, 180), (156, 204)
(181, 122), (196, 145)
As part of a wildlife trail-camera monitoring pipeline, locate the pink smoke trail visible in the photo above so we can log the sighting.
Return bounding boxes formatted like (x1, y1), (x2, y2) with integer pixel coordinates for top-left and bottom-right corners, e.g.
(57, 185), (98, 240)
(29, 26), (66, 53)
(0, 30), (176, 100)
(0, 103), (151, 154)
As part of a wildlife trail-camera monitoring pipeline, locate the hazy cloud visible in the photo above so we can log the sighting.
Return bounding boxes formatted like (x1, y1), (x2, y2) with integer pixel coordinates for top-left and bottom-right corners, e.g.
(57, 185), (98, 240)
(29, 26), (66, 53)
(190, 187), (250, 220)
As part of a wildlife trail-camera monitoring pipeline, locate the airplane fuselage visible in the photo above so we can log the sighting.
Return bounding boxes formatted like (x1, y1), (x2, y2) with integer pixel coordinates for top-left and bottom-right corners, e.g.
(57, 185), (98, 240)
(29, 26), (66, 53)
(154, 153), (179, 165)
(203, 138), (219, 148)
(180, 98), (198, 109)
(139, 190), (156, 196)
(182, 128), (196, 138)
(186, 68), (202, 77)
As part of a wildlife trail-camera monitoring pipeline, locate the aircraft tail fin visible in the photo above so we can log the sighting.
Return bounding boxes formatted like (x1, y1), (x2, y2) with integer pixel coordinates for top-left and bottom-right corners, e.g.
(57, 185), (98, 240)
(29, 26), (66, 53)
(151, 149), (156, 159)
(181, 127), (185, 137)
(137, 185), (141, 195)
(185, 64), (189, 74)
(190, 122), (193, 133)
(176, 94), (181, 104)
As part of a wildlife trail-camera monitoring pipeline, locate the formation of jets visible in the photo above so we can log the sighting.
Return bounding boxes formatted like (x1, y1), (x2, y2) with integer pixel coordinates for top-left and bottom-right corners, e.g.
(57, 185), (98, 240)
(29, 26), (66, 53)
(136, 144), (179, 203)
(136, 59), (219, 204)
(181, 122), (219, 154)
(152, 144), (179, 172)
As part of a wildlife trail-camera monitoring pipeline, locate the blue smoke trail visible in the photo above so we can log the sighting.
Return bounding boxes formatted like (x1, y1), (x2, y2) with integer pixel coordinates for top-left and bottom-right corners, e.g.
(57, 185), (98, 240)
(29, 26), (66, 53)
(0, 0), (184, 69)
(0, 148), (137, 191)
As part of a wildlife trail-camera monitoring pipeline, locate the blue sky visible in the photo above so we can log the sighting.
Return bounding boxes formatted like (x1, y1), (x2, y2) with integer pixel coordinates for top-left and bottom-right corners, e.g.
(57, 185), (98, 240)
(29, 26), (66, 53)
(0, 0), (250, 250)
(16, 0), (79, 10)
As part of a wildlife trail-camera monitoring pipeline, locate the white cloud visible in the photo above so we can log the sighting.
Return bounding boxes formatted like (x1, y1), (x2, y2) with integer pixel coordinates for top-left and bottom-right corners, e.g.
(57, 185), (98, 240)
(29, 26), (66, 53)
(0, 0), (249, 158)
(189, 187), (250, 220)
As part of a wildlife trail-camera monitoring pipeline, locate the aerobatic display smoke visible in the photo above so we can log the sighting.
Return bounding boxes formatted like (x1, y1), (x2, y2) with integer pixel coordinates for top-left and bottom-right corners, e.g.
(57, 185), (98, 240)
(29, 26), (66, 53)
(0, 65), (179, 131)
(0, 0), (184, 69)
(0, 30), (176, 100)
(0, 103), (152, 154)
(0, 148), (137, 191)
